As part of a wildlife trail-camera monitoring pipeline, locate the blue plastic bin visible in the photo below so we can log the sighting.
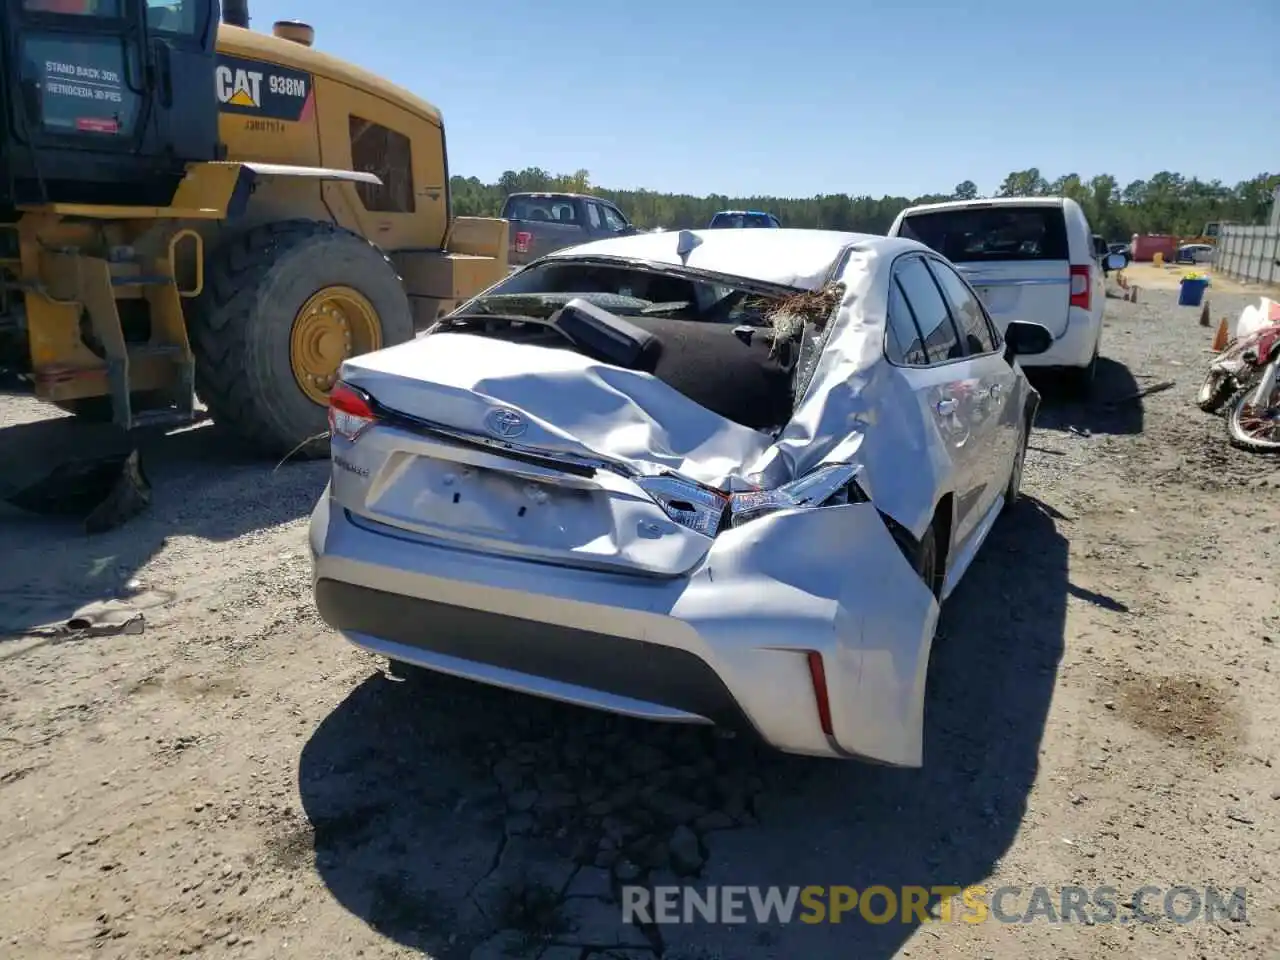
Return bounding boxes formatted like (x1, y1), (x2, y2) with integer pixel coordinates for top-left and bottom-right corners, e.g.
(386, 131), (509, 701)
(1178, 277), (1209, 307)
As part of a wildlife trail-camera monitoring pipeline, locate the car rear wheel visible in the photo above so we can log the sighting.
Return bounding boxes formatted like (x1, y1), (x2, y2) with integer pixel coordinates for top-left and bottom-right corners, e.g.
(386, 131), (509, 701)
(1003, 417), (1029, 512)
(884, 515), (943, 600)
(1063, 344), (1098, 398)
(916, 525), (940, 599)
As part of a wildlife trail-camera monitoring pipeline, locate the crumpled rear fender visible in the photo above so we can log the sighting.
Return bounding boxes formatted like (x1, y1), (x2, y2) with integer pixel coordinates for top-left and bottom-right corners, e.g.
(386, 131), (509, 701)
(744, 262), (957, 541)
(670, 501), (940, 766)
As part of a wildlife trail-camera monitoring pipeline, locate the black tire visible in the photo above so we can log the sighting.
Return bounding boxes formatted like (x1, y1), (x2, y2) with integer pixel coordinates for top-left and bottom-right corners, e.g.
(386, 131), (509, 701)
(1195, 370), (1235, 413)
(1225, 381), (1280, 453)
(1003, 416), (1029, 512)
(916, 524), (941, 599)
(188, 220), (413, 459)
(887, 516), (942, 600)
(1062, 344), (1098, 399)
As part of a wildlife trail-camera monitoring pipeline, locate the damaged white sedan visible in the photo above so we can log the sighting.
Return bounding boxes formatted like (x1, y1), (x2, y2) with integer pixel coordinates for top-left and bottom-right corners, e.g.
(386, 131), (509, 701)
(309, 229), (1053, 765)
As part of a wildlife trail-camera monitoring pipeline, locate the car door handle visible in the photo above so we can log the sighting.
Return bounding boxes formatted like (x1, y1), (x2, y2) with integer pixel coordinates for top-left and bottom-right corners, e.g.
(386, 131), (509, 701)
(936, 398), (958, 416)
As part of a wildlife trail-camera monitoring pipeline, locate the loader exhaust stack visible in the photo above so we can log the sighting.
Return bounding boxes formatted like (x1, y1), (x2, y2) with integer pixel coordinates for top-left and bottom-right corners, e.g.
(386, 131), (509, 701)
(222, 0), (249, 28)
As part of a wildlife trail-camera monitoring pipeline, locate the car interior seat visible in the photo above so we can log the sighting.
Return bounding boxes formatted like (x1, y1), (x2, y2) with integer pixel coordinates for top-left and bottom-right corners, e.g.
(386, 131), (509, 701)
(627, 316), (794, 430)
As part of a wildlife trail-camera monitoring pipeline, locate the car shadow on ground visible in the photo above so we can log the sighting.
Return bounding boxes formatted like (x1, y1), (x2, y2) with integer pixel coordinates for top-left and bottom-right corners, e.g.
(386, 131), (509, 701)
(0, 411), (327, 639)
(1029, 357), (1145, 437)
(297, 495), (1070, 959)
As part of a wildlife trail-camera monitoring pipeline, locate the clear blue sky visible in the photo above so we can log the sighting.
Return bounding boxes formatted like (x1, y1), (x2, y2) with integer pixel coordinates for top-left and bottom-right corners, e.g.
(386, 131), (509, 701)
(248, 0), (1278, 198)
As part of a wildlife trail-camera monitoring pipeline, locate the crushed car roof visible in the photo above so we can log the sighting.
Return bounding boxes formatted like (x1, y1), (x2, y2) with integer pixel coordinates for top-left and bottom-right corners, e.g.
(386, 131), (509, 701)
(545, 228), (928, 290)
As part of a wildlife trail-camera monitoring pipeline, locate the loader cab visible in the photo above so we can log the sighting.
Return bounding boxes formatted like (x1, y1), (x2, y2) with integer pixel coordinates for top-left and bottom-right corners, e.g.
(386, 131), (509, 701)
(0, 0), (220, 212)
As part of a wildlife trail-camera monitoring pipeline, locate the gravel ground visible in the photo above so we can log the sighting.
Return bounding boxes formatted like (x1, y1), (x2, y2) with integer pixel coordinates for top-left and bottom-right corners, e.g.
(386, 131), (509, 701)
(0, 285), (1277, 960)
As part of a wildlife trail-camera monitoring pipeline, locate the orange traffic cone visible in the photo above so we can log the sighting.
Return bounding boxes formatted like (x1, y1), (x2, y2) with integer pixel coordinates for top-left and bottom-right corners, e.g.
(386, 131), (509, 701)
(1199, 301), (1211, 327)
(1211, 317), (1229, 352)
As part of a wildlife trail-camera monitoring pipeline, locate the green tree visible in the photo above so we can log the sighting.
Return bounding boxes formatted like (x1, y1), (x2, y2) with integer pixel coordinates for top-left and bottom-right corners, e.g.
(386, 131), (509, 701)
(449, 167), (1278, 240)
(997, 169), (1049, 197)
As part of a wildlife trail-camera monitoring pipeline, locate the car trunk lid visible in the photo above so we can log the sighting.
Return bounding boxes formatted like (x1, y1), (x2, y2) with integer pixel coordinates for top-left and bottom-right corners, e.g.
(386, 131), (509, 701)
(330, 332), (776, 577)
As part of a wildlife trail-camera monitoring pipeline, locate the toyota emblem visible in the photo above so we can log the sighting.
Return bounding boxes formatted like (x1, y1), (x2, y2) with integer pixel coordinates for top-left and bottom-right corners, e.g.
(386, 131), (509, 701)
(484, 408), (528, 439)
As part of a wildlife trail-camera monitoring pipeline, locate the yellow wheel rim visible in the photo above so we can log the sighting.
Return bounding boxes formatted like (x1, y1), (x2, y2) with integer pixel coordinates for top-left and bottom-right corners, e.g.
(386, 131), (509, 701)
(289, 286), (382, 405)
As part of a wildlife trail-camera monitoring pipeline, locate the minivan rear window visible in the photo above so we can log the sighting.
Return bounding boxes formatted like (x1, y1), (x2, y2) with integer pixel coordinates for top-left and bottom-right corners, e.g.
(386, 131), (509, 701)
(710, 213), (777, 229)
(898, 206), (1069, 263)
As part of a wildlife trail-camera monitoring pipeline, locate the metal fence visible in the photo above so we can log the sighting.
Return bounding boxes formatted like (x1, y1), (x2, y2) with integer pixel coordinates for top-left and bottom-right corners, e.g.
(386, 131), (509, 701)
(1215, 225), (1279, 286)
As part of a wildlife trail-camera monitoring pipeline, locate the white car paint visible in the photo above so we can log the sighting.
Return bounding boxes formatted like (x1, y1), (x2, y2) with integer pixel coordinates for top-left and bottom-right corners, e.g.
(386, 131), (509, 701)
(1177, 243), (1215, 264)
(888, 196), (1107, 375)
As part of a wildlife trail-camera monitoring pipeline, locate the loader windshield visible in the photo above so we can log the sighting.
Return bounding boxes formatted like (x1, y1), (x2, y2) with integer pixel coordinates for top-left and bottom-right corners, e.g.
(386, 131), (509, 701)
(145, 0), (203, 35)
(17, 34), (136, 137)
(22, 0), (120, 13)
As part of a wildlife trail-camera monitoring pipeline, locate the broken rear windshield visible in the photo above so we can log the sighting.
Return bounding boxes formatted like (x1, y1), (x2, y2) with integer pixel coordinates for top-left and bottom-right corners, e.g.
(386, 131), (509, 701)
(451, 259), (789, 326)
(441, 260), (812, 432)
(898, 206), (1069, 263)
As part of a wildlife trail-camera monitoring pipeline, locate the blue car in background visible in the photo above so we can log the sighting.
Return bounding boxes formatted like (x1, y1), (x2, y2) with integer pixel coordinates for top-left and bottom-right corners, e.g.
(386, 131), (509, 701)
(707, 210), (781, 228)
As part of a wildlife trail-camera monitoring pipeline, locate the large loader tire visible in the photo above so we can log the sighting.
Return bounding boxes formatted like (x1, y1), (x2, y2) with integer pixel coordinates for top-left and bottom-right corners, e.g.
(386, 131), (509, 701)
(189, 220), (413, 459)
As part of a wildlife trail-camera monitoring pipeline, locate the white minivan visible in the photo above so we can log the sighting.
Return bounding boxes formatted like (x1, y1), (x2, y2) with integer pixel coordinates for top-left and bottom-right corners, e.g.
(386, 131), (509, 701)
(888, 197), (1123, 394)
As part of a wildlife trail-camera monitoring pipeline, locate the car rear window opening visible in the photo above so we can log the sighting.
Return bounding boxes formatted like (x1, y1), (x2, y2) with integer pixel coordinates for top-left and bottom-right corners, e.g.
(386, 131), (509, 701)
(899, 206), (1070, 263)
(711, 214), (775, 228)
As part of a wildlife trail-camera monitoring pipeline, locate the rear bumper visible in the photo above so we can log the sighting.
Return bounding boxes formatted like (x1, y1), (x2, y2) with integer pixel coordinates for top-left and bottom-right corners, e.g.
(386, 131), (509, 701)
(316, 579), (752, 728)
(310, 491), (940, 765)
(1017, 307), (1100, 370)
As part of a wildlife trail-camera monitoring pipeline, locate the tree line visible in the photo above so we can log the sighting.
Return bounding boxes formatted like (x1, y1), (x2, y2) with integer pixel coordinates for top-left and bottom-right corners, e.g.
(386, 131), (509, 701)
(448, 167), (1280, 241)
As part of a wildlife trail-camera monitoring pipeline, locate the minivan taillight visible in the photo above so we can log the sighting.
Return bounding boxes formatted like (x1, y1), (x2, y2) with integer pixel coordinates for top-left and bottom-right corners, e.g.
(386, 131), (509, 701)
(328, 381), (378, 442)
(1069, 265), (1091, 311)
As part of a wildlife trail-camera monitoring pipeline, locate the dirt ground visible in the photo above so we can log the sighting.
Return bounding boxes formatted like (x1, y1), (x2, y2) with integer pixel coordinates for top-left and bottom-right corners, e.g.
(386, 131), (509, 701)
(1, 285), (1278, 960)
(1119, 260), (1278, 296)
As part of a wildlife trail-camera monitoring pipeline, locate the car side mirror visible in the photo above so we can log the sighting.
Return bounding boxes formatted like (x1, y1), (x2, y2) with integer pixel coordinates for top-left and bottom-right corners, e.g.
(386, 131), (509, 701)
(1004, 321), (1053, 361)
(1105, 253), (1126, 271)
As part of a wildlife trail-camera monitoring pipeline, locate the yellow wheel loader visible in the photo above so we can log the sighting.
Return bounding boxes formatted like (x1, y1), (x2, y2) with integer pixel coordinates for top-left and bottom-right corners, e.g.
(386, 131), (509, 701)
(0, 0), (508, 463)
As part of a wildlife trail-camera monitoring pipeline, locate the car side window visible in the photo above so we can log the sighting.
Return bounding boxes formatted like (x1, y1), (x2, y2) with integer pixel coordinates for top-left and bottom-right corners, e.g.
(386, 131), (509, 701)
(895, 257), (964, 362)
(980, 307), (1002, 351)
(349, 116), (415, 213)
(601, 205), (629, 233)
(886, 276), (930, 365)
(586, 203), (602, 230)
(926, 258), (997, 355)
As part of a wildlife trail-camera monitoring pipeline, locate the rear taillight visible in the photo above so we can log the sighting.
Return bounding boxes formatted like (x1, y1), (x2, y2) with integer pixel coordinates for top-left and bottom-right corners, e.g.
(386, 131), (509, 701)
(1069, 265), (1091, 311)
(636, 464), (864, 538)
(515, 231), (532, 254)
(806, 651), (834, 737)
(328, 381), (377, 442)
